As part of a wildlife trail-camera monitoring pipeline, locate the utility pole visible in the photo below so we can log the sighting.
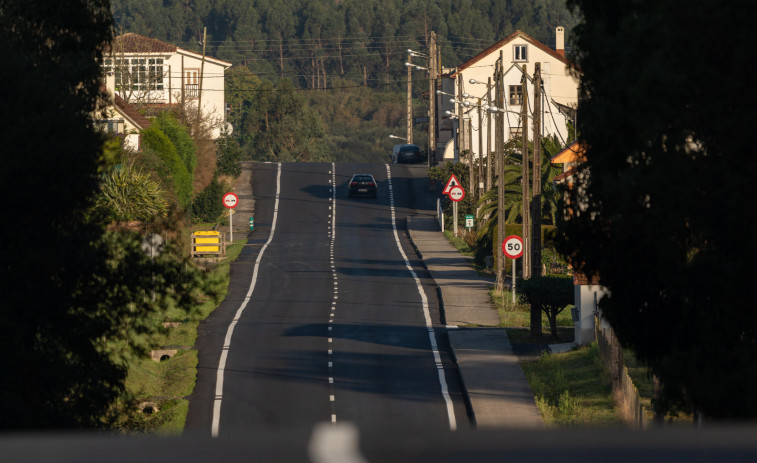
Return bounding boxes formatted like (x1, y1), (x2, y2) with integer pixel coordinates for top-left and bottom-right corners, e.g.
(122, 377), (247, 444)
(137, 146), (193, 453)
(406, 54), (413, 144)
(181, 55), (185, 110)
(457, 72), (464, 164)
(495, 53), (506, 290)
(428, 31), (437, 166)
(486, 76), (492, 191)
(521, 64), (530, 279)
(468, 117), (474, 195)
(478, 98), (483, 197)
(168, 64), (172, 107)
(196, 26), (207, 137)
(458, 73), (474, 196)
(532, 63), (543, 278)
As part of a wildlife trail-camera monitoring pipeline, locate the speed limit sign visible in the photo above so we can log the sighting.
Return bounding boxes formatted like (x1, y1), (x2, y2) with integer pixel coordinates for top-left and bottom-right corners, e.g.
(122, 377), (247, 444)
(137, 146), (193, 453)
(502, 235), (524, 259)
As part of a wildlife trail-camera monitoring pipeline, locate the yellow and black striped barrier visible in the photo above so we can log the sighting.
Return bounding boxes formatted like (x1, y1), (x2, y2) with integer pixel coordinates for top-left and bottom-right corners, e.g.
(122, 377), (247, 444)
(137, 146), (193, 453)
(191, 231), (226, 259)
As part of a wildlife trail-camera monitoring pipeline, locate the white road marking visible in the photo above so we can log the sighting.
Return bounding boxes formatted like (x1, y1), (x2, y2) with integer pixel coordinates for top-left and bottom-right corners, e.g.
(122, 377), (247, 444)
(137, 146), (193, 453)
(329, 161), (338, 424)
(211, 162), (282, 438)
(385, 164), (458, 431)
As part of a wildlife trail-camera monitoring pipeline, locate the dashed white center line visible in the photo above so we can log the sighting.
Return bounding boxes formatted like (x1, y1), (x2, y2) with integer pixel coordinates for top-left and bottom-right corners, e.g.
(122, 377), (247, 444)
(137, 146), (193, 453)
(328, 162), (338, 424)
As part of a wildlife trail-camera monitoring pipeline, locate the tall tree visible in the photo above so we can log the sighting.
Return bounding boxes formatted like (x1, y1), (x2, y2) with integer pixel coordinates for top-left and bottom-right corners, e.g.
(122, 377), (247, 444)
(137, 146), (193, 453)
(0, 0), (210, 428)
(560, 0), (757, 418)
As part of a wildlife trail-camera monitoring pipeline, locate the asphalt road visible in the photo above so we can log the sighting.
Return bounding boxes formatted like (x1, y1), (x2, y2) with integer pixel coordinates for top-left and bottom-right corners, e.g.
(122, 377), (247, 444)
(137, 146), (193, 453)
(185, 161), (468, 439)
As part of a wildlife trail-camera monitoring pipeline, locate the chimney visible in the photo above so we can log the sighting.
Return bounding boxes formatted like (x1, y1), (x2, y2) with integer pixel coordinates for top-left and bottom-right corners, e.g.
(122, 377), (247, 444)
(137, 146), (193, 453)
(556, 26), (565, 57)
(105, 71), (115, 101)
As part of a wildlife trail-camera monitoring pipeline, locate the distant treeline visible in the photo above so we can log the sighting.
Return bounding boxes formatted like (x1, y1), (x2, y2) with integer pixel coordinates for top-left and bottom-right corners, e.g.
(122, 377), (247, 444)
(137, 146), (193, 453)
(112, 0), (577, 91)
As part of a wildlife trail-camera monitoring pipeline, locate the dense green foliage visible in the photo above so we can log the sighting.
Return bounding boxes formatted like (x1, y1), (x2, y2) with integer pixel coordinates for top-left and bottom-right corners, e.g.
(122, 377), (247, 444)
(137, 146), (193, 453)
(142, 125), (193, 207)
(560, 0), (757, 418)
(113, 0), (577, 162)
(216, 133), (243, 177)
(0, 1), (215, 428)
(191, 176), (229, 223)
(477, 136), (563, 236)
(94, 163), (169, 222)
(153, 112), (197, 178)
(113, 0), (576, 86)
(226, 67), (329, 162)
(519, 276), (573, 339)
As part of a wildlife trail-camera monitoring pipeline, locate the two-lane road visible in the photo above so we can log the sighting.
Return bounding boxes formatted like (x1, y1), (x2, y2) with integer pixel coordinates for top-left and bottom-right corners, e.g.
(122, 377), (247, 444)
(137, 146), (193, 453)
(185, 162), (466, 438)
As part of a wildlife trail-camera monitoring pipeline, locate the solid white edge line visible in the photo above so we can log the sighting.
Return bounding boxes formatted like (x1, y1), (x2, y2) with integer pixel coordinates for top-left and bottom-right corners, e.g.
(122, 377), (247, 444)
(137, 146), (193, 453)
(211, 162), (282, 438)
(385, 164), (458, 431)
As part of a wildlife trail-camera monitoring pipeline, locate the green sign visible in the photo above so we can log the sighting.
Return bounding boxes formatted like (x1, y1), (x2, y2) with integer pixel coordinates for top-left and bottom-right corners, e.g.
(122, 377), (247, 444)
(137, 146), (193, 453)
(465, 215), (474, 229)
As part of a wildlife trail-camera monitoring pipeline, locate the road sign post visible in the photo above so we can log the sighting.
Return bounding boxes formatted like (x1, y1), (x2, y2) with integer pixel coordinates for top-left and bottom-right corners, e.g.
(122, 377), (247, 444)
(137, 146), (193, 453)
(503, 235), (524, 304)
(223, 192), (239, 243)
(448, 185), (465, 235)
(465, 214), (474, 230)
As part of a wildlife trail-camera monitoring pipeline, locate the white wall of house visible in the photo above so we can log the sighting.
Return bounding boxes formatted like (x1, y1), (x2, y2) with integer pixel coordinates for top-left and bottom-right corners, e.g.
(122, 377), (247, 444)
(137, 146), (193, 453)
(106, 47), (231, 139)
(449, 31), (579, 164)
(574, 284), (608, 345)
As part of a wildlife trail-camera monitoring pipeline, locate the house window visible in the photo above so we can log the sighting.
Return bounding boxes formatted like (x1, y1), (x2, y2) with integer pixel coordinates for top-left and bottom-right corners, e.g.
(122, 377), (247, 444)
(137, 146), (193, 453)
(509, 85), (523, 105)
(148, 58), (164, 90)
(95, 118), (125, 134)
(105, 57), (164, 91)
(510, 127), (523, 138)
(185, 69), (200, 99)
(514, 45), (528, 62)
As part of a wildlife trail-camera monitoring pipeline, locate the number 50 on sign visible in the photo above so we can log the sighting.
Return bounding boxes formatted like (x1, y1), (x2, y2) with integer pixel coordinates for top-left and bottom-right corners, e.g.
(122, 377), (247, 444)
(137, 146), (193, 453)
(502, 235), (524, 259)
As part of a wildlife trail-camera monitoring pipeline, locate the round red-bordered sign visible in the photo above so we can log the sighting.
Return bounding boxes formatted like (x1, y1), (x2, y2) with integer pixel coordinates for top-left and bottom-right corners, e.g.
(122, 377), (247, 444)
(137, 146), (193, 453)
(222, 192), (239, 209)
(448, 185), (465, 202)
(502, 235), (524, 259)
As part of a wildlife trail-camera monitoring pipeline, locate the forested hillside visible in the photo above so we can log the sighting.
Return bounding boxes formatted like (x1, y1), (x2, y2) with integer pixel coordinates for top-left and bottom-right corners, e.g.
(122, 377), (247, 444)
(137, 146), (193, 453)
(112, 0), (577, 162)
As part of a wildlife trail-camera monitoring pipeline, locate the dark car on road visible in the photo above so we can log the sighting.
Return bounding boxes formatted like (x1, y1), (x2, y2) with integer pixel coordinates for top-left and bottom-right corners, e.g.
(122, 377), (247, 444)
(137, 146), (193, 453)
(392, 144), (424, 164)
(348, 174), (378, 198)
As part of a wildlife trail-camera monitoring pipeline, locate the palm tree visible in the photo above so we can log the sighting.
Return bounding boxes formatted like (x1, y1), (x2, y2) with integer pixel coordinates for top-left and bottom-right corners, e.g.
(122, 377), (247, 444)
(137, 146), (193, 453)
(477, 136), (564, 240)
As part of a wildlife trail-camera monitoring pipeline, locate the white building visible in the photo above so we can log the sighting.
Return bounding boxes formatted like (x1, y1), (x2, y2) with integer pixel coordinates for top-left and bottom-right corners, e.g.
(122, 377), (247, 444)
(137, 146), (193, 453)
(104, 33), (232, 139)
(440, 28), (579, 163)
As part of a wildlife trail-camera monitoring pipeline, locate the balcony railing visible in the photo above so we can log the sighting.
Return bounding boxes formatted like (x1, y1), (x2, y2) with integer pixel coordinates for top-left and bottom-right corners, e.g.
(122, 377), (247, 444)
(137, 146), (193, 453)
(185, 83), (199, 99)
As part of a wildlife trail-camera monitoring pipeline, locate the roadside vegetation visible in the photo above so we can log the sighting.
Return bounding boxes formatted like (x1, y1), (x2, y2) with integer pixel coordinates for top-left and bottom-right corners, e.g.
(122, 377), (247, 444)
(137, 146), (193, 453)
(523, 344), (622, 427)
(121, 239), (246, 433)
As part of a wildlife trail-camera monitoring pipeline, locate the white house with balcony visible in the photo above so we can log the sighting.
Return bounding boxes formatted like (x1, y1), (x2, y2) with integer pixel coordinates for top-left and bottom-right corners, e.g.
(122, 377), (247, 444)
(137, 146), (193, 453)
(104, 33), (232, 139)
(440, 27), (579, 164)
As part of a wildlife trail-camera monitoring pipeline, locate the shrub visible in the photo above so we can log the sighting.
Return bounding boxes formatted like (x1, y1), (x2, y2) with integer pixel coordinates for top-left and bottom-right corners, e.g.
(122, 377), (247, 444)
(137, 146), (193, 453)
(520, 276), (574, 339)
(153, 112), (197, 178)
(94, 164), (169, 223)
(191, 176), (228, 223)
(216, 134), (242, 177)
(142, 126), (192, 208)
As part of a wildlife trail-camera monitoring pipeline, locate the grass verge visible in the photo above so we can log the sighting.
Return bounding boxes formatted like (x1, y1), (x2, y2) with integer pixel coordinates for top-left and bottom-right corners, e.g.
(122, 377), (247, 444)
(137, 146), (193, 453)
(522, 343), (622, 427)
(123, 238), (247, 433)
(491, 288), (573, 341)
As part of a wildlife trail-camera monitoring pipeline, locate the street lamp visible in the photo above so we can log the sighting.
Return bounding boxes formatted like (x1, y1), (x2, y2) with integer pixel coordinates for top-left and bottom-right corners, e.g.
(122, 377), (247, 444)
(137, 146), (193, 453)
(405, 62), (429, 72)
(485, 105), (521, 116)
(388, 134), (407, 141)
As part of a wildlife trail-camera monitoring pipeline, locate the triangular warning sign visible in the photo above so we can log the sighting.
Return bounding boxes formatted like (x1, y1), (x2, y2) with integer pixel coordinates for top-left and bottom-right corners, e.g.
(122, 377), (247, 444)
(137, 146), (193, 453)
(442, 174), (461, 195)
